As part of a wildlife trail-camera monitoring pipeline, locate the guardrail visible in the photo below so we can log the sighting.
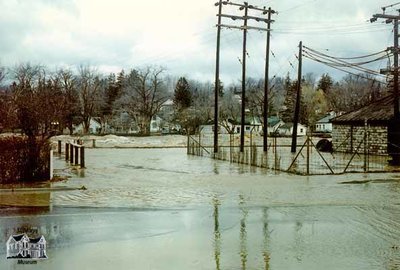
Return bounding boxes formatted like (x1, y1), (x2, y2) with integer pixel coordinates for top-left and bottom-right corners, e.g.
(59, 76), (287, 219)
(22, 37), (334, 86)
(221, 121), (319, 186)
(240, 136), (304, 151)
(57, 140), (85, 168)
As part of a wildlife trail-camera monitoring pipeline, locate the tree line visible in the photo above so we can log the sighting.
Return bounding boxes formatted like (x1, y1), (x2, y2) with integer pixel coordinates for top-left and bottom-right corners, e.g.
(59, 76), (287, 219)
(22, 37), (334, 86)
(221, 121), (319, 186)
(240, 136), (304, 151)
(0, 63), (386, 138)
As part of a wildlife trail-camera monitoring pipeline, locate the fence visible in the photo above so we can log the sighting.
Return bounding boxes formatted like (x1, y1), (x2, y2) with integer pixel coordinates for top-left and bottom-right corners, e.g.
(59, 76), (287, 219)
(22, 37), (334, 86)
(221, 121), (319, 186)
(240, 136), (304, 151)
(54, 140), (85, 168)
(187, 129), (400, 175)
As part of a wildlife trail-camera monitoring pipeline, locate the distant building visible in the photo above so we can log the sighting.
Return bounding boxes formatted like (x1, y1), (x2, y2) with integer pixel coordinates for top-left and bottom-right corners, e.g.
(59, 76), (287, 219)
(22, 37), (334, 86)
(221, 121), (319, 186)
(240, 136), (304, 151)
(7, 234), (47, 259)
(266, 116), (285, 135)
(200, 116), (262, 135)
(277, 122), (307, 136)
(331, 95), (395, 154)
(315, 112), (336, 133)
(73, 118), (102, 135)
(231, 116), (262, 134)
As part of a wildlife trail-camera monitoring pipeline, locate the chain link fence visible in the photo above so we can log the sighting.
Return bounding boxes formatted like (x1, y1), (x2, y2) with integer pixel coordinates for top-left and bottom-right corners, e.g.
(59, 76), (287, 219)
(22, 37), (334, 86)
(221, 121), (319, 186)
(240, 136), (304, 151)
(187, 129), (400, 175)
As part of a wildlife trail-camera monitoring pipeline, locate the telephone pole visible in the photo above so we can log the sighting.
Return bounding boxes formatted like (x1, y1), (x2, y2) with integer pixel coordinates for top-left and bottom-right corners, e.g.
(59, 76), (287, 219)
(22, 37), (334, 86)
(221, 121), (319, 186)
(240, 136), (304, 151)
(263, 7), (273, 152)
(215, 1), (275, 153)
(291, 41), (303, 153)
(214, 0), (223, 154)
(371, 10), (400, 165)
(240, 2), (249, 153)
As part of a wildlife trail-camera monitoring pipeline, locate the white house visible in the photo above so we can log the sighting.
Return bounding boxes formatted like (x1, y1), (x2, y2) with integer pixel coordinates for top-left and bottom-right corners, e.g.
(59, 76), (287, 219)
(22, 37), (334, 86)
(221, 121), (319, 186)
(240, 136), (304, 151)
(315, 112), (336, 133)
(277, 122), (307, 136)
(73, 118), (102, 135)
(7, 234), (47, 259)
(199, 123), (230, 134)
(230, 116), (262, 134)
(266, 116), (285, 135)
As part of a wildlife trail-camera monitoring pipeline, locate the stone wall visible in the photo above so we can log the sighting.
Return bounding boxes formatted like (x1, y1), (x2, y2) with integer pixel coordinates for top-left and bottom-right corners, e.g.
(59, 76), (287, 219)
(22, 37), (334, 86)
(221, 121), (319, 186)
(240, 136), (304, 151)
(332, 124), (387, 154)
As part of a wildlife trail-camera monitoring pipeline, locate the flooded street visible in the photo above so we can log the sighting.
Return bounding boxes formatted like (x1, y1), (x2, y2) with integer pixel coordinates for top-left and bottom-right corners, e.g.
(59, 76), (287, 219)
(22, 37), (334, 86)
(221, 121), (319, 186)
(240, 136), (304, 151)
(1, 148), (400, 269)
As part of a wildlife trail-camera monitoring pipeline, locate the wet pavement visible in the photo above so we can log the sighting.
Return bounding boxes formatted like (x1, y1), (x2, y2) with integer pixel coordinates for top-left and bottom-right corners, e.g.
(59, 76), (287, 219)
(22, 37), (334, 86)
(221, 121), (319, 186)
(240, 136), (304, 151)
(1, 148), (400, 269)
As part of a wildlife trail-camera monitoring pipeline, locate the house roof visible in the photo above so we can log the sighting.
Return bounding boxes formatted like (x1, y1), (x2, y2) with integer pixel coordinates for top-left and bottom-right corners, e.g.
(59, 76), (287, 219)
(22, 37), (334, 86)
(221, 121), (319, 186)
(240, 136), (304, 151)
(11, 234), (26, 241)
(29, 236), (44, 243)
(331, 95), (395, 124)
(267, 116), (281, 127)
(279, 122), (305, 129)
(317, 114), (336, 124)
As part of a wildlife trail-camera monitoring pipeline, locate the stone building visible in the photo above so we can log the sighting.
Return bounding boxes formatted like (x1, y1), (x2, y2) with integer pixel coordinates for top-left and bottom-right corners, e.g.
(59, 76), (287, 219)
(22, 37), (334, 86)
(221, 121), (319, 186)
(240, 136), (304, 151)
(331, 95), (394, 154)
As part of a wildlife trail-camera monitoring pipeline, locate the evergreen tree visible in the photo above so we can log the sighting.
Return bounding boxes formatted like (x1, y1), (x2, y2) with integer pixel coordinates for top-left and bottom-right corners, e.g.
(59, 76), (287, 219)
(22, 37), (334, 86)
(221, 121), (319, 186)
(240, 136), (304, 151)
(173, 77), (192, 110)
(280, 80), (307, 124)
(280, 79), (296, 123)
(317, 73), (333, 93)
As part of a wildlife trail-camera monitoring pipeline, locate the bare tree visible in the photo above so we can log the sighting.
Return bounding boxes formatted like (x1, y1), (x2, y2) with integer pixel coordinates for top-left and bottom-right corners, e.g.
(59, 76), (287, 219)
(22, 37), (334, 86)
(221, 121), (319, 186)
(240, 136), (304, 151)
(75, 66), (103, 134)
(326, 74), (383, 112)
(55, 68), (80, 135)
(122, 66), (169, 135)
(219, 89), (241, 134)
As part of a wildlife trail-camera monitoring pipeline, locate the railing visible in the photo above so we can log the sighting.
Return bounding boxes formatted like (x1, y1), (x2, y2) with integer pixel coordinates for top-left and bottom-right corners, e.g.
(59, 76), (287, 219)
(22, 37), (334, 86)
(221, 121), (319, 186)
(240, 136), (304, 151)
(56, 140), (85, 168)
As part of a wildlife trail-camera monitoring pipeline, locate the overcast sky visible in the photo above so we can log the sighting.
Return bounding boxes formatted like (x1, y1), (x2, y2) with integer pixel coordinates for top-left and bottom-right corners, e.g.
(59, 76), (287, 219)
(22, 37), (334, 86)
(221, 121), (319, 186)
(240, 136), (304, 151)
(0, 0), (398, 84)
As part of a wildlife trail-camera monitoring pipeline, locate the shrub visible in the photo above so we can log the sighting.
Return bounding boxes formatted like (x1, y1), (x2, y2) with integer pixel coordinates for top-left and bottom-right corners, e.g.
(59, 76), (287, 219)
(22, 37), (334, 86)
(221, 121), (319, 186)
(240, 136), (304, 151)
(0, 136), (51, 184)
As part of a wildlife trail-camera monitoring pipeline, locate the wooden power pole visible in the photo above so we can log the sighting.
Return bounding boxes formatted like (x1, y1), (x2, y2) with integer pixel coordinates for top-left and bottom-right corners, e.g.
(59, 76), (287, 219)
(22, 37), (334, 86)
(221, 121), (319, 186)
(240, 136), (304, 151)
(214, 0), (223, 154)
(291, 41), (303, 153)
(215, 1), (275, 153)
(372, 11), (400, 165)
(263, 7), (273, 152)
(240, 2), (249, 153)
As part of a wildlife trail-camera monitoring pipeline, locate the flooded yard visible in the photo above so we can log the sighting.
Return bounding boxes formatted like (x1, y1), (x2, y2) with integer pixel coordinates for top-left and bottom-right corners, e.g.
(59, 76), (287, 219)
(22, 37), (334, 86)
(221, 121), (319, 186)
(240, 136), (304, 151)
(1, 148), (400, 269)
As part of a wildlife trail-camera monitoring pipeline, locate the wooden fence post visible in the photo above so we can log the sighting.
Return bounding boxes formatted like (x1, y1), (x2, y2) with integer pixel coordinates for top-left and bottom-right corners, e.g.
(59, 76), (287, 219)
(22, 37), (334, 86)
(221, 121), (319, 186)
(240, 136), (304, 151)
(58, 140), (62, 154)
(70, 144), (74, 164)
(74, 145), (79, 165)
(65, 143), (69, 161)
(80, 146), (85, 168)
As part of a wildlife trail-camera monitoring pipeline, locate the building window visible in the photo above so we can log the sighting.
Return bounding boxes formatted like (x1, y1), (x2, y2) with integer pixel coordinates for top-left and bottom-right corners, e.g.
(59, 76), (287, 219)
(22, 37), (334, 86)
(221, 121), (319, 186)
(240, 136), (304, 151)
(300, 128), (303, 133)
(246, 126), (250, 131)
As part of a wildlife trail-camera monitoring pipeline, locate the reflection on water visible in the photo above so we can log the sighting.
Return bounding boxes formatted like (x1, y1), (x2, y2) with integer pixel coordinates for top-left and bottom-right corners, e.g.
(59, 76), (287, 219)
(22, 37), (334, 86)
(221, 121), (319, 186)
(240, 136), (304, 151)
(0, 201), (400, 269)
(263, 208), (270, 270)
(0, 183), (51, 216)
(1, 149), (400, 269)
(213, 198), (221, 270)
(239, 195), (248, 270)
(213, 196), (271, 270)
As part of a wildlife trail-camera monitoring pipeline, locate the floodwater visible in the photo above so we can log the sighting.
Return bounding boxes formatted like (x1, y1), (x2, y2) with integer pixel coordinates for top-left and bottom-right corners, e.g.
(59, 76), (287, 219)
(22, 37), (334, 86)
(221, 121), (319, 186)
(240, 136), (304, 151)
(1, 148), (400, 269)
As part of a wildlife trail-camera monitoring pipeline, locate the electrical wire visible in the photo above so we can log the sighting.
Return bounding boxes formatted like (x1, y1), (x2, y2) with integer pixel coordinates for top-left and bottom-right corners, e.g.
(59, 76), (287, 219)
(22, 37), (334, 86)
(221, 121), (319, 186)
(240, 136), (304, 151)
(303, 46), (390, 71)
(302, 45), (388, 84)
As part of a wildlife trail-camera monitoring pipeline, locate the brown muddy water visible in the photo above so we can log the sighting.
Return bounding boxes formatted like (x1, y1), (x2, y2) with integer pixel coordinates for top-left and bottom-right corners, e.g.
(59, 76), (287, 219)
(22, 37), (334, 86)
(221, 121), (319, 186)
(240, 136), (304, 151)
(1, 148), (400, 269)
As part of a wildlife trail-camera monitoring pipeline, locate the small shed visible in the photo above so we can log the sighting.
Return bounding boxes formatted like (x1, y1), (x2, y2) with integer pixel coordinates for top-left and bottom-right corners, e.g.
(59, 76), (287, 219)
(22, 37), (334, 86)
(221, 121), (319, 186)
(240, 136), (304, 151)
(331, 95), (394, 154)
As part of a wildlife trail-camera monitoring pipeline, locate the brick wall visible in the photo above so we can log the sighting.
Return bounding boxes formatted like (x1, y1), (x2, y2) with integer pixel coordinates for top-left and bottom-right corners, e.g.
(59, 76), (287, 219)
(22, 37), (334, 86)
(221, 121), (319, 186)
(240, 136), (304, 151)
(332, 124), (387, 154)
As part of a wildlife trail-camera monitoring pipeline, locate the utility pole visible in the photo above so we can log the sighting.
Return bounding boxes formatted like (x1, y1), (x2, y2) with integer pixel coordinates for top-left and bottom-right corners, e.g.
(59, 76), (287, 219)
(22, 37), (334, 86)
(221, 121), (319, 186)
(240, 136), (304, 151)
(240, 2), (249, 153)
(214, 0), (223, 154)
(371, 10), (400, 165)
(263, 7), (273, 152)
(291, 41), (303, 153)
(215, 1), (275, 153)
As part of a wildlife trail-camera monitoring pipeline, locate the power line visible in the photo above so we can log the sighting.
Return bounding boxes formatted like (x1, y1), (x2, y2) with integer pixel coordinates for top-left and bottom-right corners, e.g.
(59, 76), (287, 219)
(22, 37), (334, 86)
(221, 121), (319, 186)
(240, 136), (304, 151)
(302, 45), (388, 84)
